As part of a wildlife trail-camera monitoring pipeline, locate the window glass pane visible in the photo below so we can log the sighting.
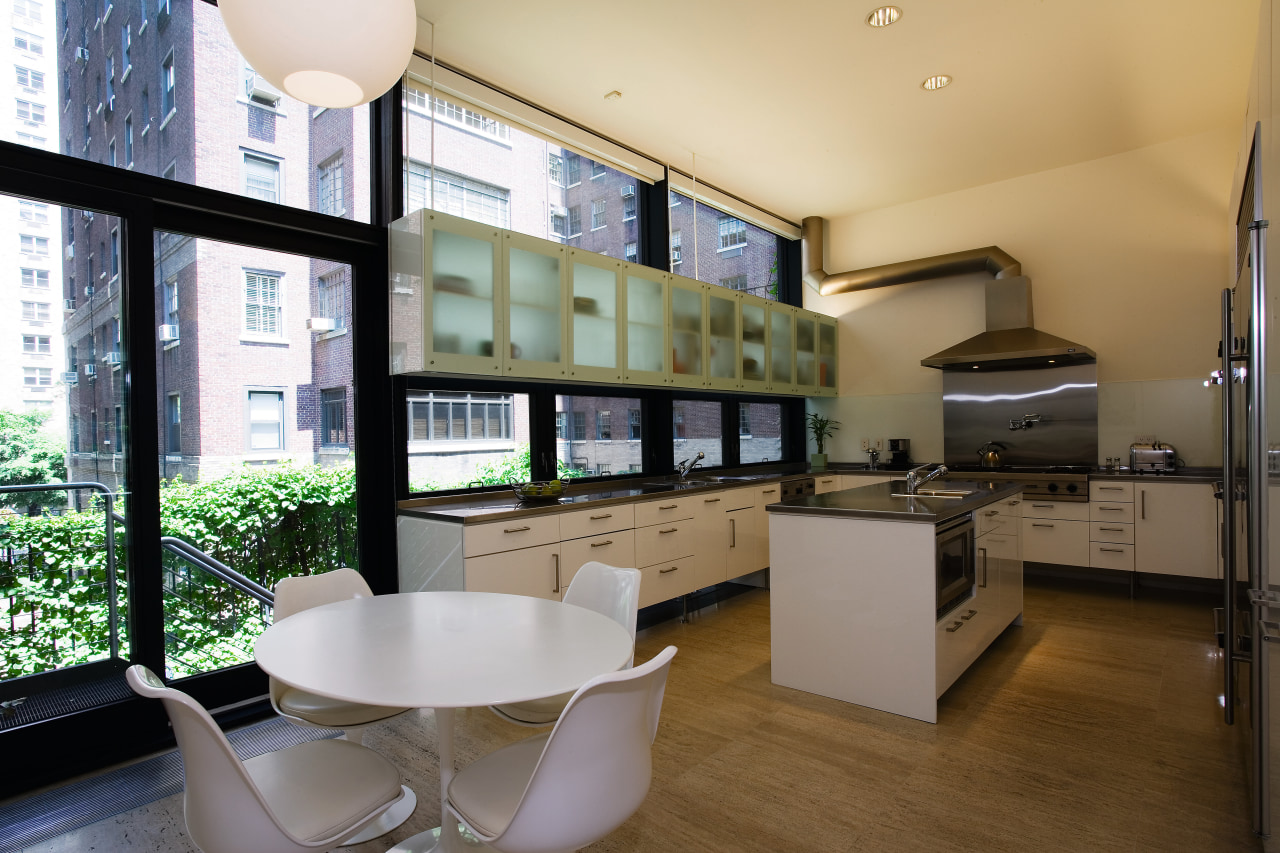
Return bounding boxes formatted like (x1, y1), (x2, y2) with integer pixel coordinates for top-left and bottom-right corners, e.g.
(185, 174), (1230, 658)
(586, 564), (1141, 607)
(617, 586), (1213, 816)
(2, 3), (370, 222)
(556, 393), (642, 477)
(154, 232), (356, 679)
(402, 81), (641, 262)
(739, 402), (782, 464)
(406, 391), (530, 491)
(672, 399), (722, 467)
(671, 192), (781, 300)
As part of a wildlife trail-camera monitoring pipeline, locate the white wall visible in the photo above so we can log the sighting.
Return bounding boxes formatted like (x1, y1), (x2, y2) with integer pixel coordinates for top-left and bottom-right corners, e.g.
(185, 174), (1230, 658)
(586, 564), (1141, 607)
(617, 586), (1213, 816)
(805, 128), (1238, 467)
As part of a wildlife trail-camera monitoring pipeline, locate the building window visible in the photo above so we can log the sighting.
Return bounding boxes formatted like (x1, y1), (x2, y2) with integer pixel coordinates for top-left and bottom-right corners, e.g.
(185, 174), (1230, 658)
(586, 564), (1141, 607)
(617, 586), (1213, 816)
(247, 390), (284, 451)
(121, 23), (131, 74)
(672, 407), (685, 440)
(160, 50), (175, 117)
(719, 217), (747, 250)
(317, 269), (346, 330)
(623, 194), (636, 221)
(548, 153), (563, 185)
(624, 241), (637, 263)
(555, 411), (567, 440)
(591, 199), (606, 230)
(16, 99), (45, 124)
(110, 228), (120, 279)
(243, 153), (281, 203)
(23, 366), (51, 385)
(124, 114), (133, 165)
(139, 0), (147, 28)
(15, 130), (45, 146)
(13, 29), (43, 55)
(21, 301), (50, 322)
(550, 211), (567, 237)
(14, 0), (42, 21)
(721, 274), (748, 291)
(21, 268), (48, 288)
(244, 271), (281, 335)
(405, 161), (511, 228)
(22, 334), (51, 353)
(15, 66), (43, 90)
(669, 190), (681, 207)
(596, 410), (611, 441)
(165, 394), (180, 453)
(419, 92), (510, 140)
(406, 392), (514, 442)
(163, 275), (178, 332)
(629, 408), (641, 440)
(591, 161), (605, 179)
(565, 153), (580, 186)
(142, 89), (150, 129)
(571, 411), (586, 441)
(321, 388), (347, 447)
(109, 139), (116, 167)
(70, 414), (79, 453)
(567, 205), (581, 237)
(317, 155), (344, 216)
(19, 234), (48, 255)
(670, 230), (682, 265)
(739, 403), (752, 436)
(18, 200), (47, 223)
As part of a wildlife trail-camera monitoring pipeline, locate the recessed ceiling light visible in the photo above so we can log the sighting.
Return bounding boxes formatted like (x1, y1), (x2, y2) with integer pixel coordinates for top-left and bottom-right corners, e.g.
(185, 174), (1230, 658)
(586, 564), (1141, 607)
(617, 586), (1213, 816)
(604, 90), (622, 101)
(921, 74), (952, 91)
(866, 6), (902, 27)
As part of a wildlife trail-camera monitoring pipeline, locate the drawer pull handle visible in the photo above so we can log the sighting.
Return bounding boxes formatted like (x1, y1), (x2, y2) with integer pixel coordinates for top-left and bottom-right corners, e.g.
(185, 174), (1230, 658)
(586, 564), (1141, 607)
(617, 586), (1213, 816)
(1099, 486), (1124, 491)
(945, 621), (964, 633)
(1031, 503), (1055, 508)
(659, 566), (679, 574)
(1007, 500), (1020, 506)
(658, 527), (678, 534)
(589, 539), (613, 548)
(658, 504), (679, 510)
(1099, 507), (1125, 512)
(552, 553), (561, 594)
(1100, 526), (1125, 532)
(1099, 547), (1126, 553)
(1032, 523), (1055, 528)
(704, 498), (721, 503)
(762, 489), (778, 494)
(820, 479), (834, 484)
(984, 510), (999, 517)
(503, 526), (532, 534)
(589, 513), (613, 520)
(961, 609), (978, 621)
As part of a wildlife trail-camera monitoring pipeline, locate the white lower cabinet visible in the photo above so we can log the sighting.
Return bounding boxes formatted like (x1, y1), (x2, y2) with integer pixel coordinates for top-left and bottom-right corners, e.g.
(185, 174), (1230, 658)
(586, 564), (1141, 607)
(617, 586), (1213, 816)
(1134, 482), (1217, 578)
(465, 542), (563, 600)
(753, 482), (783, 572)
(559, 530), (636, 589)
(1021, 500), (1089, 566)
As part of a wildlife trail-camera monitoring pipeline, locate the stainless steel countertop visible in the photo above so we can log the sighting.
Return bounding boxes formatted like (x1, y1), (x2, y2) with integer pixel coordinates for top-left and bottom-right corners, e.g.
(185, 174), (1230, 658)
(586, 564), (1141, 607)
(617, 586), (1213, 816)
(766, 480), (1023, 524)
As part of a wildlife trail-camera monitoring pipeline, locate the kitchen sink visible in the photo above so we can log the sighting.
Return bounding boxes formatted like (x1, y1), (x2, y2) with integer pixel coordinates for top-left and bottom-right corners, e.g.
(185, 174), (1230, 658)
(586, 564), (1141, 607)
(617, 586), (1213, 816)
(889, 488), (976, 499)
(691, 475), (764, 483)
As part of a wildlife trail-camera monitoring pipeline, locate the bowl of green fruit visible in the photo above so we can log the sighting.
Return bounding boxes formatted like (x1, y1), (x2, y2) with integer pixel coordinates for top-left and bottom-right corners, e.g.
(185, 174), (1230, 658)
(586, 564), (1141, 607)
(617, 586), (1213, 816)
(511, 480), (565, 503)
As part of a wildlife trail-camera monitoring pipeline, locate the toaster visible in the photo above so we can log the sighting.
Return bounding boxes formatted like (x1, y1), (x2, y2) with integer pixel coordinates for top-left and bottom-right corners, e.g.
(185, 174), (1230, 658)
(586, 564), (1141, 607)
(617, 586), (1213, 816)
(1130, 441), (1177, 472)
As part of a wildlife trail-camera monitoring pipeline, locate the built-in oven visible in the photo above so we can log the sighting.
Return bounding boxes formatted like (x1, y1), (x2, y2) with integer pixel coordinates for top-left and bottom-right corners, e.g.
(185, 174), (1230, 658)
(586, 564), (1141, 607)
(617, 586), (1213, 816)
(936, 513), (976, 619)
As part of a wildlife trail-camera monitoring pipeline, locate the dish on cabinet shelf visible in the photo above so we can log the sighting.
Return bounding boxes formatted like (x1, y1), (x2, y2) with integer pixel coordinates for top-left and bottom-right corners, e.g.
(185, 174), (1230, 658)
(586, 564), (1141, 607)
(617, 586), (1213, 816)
(479, 340), (523, 359)
(573, 296), (598, 315)
(434, 275), (473, 294)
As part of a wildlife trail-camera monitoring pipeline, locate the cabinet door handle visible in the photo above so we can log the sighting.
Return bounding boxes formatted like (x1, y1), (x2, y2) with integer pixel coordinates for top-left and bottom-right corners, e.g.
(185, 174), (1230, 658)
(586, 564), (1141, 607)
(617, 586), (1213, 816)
(762, 489), (778, 495)
(730, 517), (736, 548)
(552, 552), (561, 594)
(1099, 547), (1126, 553)
(1007, 500), (1020, 506)
(704, 497), (721, 503)
(658, 504), (679, 510)
(1140, 489), (1146, 520)
(984, 510), (999, 517)
(1032, 523), (1055, 528)
(503, 525), (531, 534)
(1100, 526), (1125, 532)
(978, 547), (988, 587)
(589, 539), (613, 548)
(659, 527), (678, 534)
(659, 566), (679, 574)
(945, 621), (964, 633)
(820, 478), (834, 484)
(589, 513), (613, 520)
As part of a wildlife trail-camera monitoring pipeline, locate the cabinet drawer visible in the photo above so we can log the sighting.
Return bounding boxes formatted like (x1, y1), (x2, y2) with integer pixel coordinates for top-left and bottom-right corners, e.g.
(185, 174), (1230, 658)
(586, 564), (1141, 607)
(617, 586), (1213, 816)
(560, 530), (637, 584)
(638, 558), (697, 608)
(976, 506), (1016, 536)
(464, 514), (561, 558)
(1022, 501), (1089, 521)
(1090, 481), (1134, 502)
(559, 504), (635, 541)
(814, 475), (843, 494)
(464, 543), (561, 599)
(1090, 502), (1136, 524)
(1021, 518), (1089, 566)
(634, 496), (695, 527)
(977, 532), (1019, 563)
(1090, 521), (1134, 545)
(936, 603), (985, 698)
(1090, 541), (1135, 571)
(635, 519), (696, 567)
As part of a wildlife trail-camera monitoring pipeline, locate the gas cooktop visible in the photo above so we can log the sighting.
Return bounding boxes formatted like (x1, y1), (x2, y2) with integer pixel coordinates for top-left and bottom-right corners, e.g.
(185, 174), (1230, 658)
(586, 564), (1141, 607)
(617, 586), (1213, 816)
(943, 465), (1090, 501)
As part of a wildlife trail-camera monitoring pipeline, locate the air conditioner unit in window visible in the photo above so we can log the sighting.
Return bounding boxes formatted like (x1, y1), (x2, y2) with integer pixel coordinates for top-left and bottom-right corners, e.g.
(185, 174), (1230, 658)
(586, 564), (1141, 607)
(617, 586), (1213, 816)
(62, 371), (78, 385)
(82, 363), (96, 377)
(75, 46), (89, 63)
(84, 285), (94, 297)
(246, 73), (282, 106)
(64, 245), (74, 260)
(81, 210), (94, 221)
(621, 185), (636, 197)
(306, 317), (337, 332)
(104, 352), (122, 365)
(158, 324), (179, 342)
(63, 299), (75, 310)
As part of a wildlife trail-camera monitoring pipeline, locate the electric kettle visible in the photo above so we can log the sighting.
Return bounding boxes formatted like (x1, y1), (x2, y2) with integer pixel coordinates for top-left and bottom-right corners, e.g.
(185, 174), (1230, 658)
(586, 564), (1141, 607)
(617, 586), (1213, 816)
(978, 442), (1004, 469)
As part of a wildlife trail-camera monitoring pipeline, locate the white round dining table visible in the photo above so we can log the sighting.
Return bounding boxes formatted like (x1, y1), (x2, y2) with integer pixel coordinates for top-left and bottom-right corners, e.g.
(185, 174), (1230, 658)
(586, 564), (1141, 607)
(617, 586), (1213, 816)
(254, 591), (634, 853)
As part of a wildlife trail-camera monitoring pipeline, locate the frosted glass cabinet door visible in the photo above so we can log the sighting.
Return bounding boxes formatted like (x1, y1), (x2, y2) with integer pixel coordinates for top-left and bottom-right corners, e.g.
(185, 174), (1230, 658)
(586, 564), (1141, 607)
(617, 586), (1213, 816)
(817, 317), (838, 396)
(504, 232), (567, 379)
(707, 288), (740, 390)
(740, 294), (769, 392)
(768, 303), (795, 391)
(568, 250), (624, 383)
(623, 263), (668, 384)
(423, 212), (503, 376)
(669, 276), (706, 387)
(794, 312), (818, 392)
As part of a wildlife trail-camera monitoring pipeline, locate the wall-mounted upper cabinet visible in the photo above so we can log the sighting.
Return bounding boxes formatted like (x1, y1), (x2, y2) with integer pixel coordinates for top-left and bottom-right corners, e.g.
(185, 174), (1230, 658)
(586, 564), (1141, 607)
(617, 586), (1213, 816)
(390, 209), (839, 398)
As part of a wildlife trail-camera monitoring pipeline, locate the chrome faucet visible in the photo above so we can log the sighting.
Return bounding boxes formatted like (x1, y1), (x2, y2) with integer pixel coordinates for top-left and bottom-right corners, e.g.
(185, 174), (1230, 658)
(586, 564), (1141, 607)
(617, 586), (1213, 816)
(905, 463), (948, 494)
(675, 451), (705, 480)
(1008, 413), (1042, 431)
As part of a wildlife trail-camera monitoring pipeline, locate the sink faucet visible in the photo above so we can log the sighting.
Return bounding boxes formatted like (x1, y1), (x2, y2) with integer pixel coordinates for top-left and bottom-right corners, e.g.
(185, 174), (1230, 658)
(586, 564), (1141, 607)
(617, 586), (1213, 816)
(1009, 413), (1042, 431)
(906, 463), (948, 494)
(675, 451), (705, 480)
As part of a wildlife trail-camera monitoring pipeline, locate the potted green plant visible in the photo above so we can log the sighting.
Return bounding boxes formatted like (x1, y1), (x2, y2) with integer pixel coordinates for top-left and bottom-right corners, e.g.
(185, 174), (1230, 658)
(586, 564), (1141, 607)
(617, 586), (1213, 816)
(805, 412), (840, 472)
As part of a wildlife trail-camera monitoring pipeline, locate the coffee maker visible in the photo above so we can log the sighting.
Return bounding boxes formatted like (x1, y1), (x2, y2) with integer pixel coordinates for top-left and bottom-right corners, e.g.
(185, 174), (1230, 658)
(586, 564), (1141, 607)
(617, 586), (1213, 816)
(888, 438), (910, 468)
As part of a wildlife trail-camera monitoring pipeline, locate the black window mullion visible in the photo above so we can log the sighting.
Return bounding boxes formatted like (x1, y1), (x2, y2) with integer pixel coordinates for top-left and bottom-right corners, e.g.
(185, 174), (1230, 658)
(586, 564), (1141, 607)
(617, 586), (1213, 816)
(637, 178), (669, 271)
(721, 400), (741, 467)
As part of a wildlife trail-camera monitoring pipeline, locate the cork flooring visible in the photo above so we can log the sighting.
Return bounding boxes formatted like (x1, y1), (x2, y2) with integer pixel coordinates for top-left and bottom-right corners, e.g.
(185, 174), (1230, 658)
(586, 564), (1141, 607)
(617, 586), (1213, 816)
(21, 575), (1261, 852)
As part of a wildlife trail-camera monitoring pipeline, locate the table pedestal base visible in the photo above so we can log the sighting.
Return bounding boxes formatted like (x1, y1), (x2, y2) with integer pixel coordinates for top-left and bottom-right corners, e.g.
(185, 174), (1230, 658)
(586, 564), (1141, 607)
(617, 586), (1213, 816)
(386, 824), (489, 852)
(342, 785), (416, 844)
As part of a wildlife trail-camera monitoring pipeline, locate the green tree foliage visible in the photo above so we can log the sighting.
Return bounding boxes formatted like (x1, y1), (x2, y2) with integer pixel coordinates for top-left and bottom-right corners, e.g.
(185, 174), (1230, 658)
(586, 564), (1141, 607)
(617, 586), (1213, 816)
(409, 443), (589, 493)
(0, 409), (68, 514)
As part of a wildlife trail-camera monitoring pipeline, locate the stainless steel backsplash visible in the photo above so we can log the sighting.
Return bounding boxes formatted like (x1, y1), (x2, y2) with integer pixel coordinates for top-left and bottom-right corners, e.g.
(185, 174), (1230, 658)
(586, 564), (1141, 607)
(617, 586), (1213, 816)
(942, 363), (1098, 467)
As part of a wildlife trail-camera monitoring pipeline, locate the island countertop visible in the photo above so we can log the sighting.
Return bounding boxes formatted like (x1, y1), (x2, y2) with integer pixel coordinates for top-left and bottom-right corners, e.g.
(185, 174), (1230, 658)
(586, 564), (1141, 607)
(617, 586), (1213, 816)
(765, 479), (1023, 523)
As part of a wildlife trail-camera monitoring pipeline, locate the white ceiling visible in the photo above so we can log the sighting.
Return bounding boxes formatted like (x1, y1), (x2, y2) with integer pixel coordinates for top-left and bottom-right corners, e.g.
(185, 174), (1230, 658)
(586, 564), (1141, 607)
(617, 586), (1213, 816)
(411, 0), (1260, 225)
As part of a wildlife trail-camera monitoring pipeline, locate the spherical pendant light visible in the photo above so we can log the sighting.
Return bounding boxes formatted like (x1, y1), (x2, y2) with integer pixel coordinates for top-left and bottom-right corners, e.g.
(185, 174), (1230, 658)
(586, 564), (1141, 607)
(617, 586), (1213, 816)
(219, 0), (417, 109)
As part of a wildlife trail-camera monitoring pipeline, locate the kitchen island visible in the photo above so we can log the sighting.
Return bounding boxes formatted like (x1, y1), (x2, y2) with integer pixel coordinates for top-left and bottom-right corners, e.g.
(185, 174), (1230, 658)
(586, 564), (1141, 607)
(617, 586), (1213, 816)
(768, 480), (1024, 723)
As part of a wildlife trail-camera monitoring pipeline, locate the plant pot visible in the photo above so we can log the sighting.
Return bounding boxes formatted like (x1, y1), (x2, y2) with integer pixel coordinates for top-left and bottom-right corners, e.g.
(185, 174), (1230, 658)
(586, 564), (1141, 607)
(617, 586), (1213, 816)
(811, 453), (828, 471)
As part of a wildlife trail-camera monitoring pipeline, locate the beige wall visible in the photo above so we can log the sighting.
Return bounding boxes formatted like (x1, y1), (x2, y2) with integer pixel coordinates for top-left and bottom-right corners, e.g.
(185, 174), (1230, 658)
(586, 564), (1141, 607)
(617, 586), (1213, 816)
(805, 128), (1238, 467)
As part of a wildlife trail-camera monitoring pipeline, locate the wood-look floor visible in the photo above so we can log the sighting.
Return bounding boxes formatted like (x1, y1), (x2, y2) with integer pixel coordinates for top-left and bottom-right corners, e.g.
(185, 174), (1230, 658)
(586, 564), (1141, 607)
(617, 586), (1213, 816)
(24, 575), (1261, 852)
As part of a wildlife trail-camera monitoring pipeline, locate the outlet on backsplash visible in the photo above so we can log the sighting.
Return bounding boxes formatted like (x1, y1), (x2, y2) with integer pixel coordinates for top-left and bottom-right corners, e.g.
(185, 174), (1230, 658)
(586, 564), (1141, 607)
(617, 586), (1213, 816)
(861, 438), (870, 451)
(873, 438), (883, 452)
